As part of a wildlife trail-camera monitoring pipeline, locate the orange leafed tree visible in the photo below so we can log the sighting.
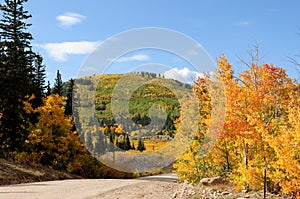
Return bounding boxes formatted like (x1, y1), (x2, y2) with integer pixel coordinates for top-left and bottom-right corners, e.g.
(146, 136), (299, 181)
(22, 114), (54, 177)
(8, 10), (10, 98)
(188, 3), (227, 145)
(268, 91), (300, 195)
(174, 55), (299, 196)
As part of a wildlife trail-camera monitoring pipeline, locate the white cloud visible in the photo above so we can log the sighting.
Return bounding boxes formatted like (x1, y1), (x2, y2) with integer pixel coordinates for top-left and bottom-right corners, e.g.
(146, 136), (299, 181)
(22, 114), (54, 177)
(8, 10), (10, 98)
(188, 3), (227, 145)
(39, 41), (100, 62)
(164, 67), (203, 83)
(109, 54), (150, 63)
(237, 21), (249, 26)
(56, 12), (86, 28)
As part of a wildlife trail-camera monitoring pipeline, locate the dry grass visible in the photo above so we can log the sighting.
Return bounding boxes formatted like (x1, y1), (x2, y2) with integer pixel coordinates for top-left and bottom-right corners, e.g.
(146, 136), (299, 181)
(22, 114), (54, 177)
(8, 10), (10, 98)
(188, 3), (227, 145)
(130, 139), (170, 152)
(3, 161), (45, 176)
(0, 158), (80, 185)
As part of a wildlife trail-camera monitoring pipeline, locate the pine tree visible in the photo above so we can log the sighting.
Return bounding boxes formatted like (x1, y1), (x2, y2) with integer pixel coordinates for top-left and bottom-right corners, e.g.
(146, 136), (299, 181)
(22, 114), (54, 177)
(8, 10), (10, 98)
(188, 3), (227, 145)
(109, 132), (114, 144)
(46, 81), (51, 96)
(64, 78), (74, 116)
(94, 127), (106, 155)
(0, 0), (36, 154)
(123, 134), (131, 150)
(52, 70), (63, 95)
(137, 138), (146, 152)
(31, 54), (46, 108)
(106, 132), (113, 153)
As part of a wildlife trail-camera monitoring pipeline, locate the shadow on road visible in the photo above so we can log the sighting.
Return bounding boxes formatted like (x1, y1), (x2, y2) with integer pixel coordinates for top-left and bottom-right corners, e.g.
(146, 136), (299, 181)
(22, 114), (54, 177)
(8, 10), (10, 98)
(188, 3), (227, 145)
(137, 173), (178, 183)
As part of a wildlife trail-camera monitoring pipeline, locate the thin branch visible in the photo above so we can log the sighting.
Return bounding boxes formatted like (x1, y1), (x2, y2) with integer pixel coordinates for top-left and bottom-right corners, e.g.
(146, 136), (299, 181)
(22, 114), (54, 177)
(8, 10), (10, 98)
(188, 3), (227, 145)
(287, 56), (300, 80)
(287, 56), (300, 67)
(238, 41), (266, 68)
(238, 55), (252, 69)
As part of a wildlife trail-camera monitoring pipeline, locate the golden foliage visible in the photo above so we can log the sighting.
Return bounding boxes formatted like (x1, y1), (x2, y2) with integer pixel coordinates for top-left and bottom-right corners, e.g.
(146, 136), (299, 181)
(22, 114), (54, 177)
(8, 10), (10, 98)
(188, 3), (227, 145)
(20, 95), (96, 174)
(174, 55), (300, 196)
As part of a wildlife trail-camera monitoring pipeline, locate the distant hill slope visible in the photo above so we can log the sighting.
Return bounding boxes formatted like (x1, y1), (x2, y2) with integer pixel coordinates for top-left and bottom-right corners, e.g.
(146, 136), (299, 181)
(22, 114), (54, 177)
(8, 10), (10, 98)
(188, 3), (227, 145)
(74, 73), (193, 137)
(72, 73), (195, 163)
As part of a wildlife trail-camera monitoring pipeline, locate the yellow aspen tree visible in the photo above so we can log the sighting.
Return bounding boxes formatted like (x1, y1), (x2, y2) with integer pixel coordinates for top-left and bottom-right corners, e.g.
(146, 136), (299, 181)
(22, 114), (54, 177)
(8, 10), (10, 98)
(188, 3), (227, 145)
(267, 91), (300, 196)
(24, 95), (87, 170)
(224, 63), (295, 192)
(174, 55), (298, 195)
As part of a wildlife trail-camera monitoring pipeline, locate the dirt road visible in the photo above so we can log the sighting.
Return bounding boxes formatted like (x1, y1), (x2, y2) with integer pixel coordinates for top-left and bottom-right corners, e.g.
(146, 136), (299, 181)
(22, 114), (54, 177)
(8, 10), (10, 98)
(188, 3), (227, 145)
(0, 173), (181, 199)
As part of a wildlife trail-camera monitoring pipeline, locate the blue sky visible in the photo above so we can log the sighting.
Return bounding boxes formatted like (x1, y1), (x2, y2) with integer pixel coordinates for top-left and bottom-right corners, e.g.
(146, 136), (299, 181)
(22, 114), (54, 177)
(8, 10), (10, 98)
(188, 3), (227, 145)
(23, 0), (300, 84)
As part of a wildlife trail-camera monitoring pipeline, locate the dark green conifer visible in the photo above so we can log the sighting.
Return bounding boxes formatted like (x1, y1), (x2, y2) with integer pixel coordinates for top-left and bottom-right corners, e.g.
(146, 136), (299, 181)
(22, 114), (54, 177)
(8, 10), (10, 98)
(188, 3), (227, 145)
(123, 134), (131, 150)
(0, 0), (41, 154)
(64, 78), (74, 115)
(137, 138), (146, 152)
(52, 70), (63, 95)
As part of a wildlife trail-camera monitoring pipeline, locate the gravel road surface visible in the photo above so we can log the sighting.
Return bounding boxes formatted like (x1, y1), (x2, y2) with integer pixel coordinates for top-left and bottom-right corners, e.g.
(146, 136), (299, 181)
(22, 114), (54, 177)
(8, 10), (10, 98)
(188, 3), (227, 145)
(0, 173), (180, 199)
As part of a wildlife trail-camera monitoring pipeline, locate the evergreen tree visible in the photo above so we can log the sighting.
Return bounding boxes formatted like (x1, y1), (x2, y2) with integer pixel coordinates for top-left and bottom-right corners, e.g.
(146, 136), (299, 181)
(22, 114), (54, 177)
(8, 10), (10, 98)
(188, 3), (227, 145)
(64, 78), (74, 116)
(123, 134), (131, 150)
(137, 138), (146, 152)
(109, 132), (114, 144)
(52, 70), (63, 95)
(31, 54), (46, 108)
(94, 127), (106, 155)
(108, 132), (115, 152)
(46, 81), (51, 96)
(73, 105), (83, 138)
(0, 0), (36, 154)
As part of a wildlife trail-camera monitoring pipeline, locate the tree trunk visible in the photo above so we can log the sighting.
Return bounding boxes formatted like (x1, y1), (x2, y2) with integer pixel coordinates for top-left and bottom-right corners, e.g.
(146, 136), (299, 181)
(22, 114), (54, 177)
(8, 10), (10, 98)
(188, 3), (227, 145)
(242, 140), (249, 169)
(264, 168), (267, 199)
(242, 140), (249, 190)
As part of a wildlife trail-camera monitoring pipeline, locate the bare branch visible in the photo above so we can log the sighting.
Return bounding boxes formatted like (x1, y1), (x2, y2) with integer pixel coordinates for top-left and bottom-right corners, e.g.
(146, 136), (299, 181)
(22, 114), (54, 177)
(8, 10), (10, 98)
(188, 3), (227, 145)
(288, 56), (300, 67)
(287, 55), (300, 80)
(238, 41), (266, 68)
(238, 55), (252, 69)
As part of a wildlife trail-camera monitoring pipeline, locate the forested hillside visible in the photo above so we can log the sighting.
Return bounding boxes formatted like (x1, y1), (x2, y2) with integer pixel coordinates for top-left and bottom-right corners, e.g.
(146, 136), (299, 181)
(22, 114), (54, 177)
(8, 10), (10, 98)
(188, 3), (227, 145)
(73, 73), (191, 155)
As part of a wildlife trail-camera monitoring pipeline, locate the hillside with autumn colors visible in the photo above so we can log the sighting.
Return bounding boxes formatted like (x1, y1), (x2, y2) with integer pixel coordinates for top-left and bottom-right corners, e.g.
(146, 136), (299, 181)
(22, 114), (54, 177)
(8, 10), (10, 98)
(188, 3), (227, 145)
(73, 73), (191, 155)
